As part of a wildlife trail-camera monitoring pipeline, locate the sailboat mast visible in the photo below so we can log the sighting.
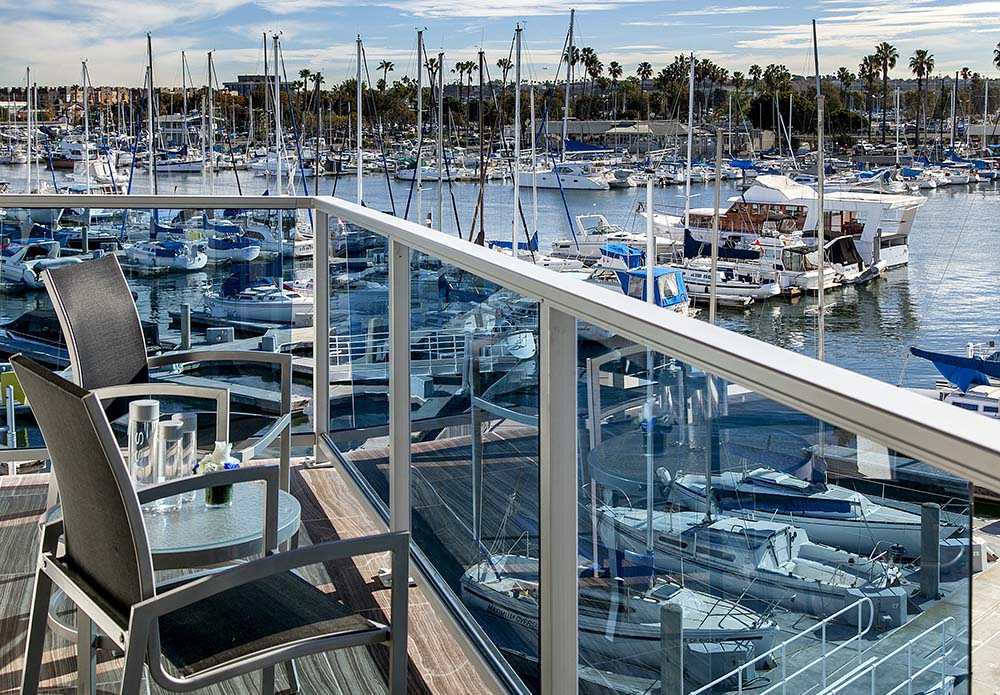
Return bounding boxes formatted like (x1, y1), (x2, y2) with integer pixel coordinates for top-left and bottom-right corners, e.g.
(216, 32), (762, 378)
(813, 19), (826, 362)
(710, 132), (722, 325)
(82, 61), (91, 194)
(478, 48), (485, 242)
(356, 35), (364, 205)
(24, 67), (30, 193)
(684, 53), (694, 229)
(985, 79), (990, 154)
(530, 86), (538, 238)
(436, 51), (444, 229)
(950, 71), (957, 150)
(274, 34), (282, 196)
(146, 33), (157, 194)
(561, 9), (573, 161)
(416, 30), (423, 224)
(208, 50), (215, 193)
(894, 86), (900, 166)
(644, 173), (655, 555)
(512, 25), (522, 254)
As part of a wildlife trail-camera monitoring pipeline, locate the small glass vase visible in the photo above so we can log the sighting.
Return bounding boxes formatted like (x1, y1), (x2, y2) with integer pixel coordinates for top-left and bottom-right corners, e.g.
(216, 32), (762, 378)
(205, 484), (233, 508)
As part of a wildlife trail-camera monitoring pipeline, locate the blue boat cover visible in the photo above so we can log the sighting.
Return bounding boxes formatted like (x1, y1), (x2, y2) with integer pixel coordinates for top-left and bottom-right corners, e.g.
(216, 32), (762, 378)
(564, 138), (608, 153)
(600, 243), (644, 268)
(910, 346), (1000, 392)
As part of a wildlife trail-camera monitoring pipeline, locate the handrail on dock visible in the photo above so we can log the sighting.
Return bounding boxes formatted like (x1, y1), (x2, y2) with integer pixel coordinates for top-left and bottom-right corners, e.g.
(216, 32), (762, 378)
(689, 597), (874, 695)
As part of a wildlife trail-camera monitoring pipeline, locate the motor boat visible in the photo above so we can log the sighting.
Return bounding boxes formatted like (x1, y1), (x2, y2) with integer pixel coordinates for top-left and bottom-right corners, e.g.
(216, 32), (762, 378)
(205, 234), (262, 263)
(0, 240), (81, 289)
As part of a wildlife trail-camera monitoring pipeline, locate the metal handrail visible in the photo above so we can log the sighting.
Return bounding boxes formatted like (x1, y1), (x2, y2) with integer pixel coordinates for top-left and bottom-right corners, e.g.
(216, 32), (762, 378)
(815, 616), (956, 695)
(689, 597), (875, 695)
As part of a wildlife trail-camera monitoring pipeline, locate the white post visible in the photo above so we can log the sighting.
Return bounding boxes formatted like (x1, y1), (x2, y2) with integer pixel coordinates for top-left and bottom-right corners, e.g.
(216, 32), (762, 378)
(416, 29), (423, 223)
(356, 35), (364, 205)
(684, 53), (695, 229)
(313, 209), (331, 448)
(436, 51), (444, 230)
(539, 303), (578, 695)
(274, 35), (282, 196)
(389, 237), (411, 531)
(644, 176), (655, 555)
(512, 25), (522, 254)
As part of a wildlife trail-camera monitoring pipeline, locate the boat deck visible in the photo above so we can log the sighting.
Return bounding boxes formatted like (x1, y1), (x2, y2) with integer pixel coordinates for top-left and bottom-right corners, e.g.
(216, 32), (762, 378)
(0, 461), (499, 695)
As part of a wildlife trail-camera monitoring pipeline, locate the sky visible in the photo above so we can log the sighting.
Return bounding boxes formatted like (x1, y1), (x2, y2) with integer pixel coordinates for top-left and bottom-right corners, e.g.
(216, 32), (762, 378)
(1, 0), (998, 87)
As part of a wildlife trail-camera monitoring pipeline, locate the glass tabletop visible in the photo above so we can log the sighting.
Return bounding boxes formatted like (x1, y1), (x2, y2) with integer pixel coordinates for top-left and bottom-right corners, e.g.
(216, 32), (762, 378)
(139, 482), (300, 555)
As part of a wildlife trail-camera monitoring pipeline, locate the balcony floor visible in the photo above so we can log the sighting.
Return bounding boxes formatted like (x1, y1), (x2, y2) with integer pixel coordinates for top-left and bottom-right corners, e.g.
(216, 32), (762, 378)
(0, 462), (497, 695)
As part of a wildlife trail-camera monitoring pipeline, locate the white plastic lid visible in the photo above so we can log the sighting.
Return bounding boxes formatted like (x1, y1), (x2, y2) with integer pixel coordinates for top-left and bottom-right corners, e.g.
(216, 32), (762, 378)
(129, 399), (160, 423)
(158, 420), (184, 442)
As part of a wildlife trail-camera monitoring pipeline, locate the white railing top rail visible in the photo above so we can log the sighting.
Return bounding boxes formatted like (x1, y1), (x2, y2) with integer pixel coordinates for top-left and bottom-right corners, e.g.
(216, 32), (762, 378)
(3, 192), (1000, 493)
(689, 597), (874, 695)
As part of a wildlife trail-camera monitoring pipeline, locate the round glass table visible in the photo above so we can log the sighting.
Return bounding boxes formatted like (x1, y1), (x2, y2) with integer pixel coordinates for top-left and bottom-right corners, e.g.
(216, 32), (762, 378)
(48, 481), (301, 643)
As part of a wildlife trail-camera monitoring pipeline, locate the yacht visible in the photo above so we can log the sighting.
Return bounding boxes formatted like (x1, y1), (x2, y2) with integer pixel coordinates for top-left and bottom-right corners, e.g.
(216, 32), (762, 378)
(639, 174), (926, 270)
(599, 508), (908, 627)
(205, 234), (262, 263)
(519, 161), (611, 190)
(672, 259), (781, 306)
(550, 214), (676, 262)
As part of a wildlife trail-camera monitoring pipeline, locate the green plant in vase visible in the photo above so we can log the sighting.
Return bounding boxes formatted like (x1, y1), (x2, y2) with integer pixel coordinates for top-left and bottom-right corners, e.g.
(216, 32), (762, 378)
(199, 441), (240, 508)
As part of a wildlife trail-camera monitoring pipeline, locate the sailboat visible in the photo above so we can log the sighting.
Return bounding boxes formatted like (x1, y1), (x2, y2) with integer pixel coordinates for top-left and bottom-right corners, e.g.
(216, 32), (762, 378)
(461, 554), (780, 683)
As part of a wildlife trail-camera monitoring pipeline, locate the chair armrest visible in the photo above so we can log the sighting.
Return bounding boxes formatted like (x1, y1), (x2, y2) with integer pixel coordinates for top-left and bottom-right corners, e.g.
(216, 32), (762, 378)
(91, 382), (229, 444)
(135, 531), (409, 620)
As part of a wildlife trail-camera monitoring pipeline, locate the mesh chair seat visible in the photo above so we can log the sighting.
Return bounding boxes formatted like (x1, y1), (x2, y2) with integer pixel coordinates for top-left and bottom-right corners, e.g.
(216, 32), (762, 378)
(158, 571), (385, 677)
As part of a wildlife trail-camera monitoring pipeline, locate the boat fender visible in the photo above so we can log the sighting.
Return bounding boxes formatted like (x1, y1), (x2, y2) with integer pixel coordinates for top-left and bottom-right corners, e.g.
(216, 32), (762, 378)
(656, 467), (671, 487)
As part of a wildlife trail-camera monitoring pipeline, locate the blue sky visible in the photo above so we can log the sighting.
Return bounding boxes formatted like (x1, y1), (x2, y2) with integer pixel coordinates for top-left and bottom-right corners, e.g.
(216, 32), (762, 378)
(1, 0), (998, 86)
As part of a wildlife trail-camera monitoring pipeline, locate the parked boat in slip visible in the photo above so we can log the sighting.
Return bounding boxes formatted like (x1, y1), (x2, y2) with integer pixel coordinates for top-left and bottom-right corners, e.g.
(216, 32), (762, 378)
(203, 276), (313, 327)
(599, 507), (909, 627)
(461, 553), (780, 684)
(0, 240), (81, 289)
(125, 240), (208, 271)
(663, 466), (964, 558)
(205, 234), (262, 263)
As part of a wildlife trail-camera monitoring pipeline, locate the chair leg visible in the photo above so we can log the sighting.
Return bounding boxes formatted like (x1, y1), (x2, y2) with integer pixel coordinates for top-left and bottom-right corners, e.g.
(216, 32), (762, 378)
(118, 626), (148, 695)
(77, 612), (96, 695)
(281, 659), (300, 694)
(19, 567), (53, 695)
(261, 665), (276, 695)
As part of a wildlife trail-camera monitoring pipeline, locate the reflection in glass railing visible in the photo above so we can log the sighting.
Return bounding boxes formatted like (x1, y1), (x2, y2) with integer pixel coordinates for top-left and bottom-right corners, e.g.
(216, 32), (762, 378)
(0, 206), (314, 463)
(578, 333), (970, 695)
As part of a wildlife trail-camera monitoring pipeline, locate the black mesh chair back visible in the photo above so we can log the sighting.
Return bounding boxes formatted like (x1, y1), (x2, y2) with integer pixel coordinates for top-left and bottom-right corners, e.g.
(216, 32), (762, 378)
(11, 354), (154, 618)
(43, 254), (149, 390)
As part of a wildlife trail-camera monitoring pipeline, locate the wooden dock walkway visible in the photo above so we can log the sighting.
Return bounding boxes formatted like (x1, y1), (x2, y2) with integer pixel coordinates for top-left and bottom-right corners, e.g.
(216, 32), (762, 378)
(0, 462), (500, 695)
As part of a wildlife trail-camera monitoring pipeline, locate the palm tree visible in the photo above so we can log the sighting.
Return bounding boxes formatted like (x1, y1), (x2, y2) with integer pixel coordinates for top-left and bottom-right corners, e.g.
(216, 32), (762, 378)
(874, 41), (898, 142)
(748, 64), (762, 95)
(994, 41), (1000, 72)
(496, 57), (513, 95)
(636, 61), (653, 119)
(859, 54), (880, 140)
(377, 61), (394, 88)
(909, 49), (934, 150)
(608, 61), (623, 117)
(835, 66), (855, 107)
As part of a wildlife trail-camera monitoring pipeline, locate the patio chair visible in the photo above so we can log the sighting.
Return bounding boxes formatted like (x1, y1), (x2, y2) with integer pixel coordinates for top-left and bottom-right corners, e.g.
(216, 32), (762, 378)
(13, 354), (408, 695)
(42, 253), (294, 492)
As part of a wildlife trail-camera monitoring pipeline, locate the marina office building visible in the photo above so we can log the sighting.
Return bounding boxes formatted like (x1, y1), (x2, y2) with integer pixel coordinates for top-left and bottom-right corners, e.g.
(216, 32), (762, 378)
(0, 190), (996, 695)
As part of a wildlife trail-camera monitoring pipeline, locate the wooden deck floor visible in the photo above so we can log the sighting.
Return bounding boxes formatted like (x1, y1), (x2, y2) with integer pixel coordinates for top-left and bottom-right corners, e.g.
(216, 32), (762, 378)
(0, 462), (498, 695)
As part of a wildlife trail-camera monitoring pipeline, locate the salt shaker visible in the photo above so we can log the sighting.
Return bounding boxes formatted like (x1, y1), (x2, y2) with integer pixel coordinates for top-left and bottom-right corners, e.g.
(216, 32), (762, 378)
(153, 420), (184, 513)
(173, 413), (199, 504)
(127, 400), (159, 489)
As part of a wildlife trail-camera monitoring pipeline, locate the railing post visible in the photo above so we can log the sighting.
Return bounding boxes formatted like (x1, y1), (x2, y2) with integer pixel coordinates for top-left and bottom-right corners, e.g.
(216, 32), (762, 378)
(539, 303), (577, 695)
(312, 208), (331, 459)
(388, 238), (411, 532)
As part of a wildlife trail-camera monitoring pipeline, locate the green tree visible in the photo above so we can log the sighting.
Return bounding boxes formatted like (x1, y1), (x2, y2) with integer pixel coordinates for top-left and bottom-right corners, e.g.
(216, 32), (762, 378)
(909, 49), (934, 149)
(636, 61), (653, 119)
(859, 54), (880, 140)
(608, 60), (623, 117)
(874, 41), (898, 142)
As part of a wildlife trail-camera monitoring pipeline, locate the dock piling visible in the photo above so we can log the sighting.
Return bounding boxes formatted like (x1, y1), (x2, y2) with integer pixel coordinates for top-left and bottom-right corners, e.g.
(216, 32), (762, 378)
(660, 603), (684, 695)
(920, 502), (941, 599)
(180, 303), (191, 349)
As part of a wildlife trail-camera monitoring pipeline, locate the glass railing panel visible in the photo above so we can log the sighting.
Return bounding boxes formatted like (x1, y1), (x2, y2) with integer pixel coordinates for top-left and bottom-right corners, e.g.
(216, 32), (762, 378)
(576, 322), (972, 695)
(0, 205), (313, 463)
